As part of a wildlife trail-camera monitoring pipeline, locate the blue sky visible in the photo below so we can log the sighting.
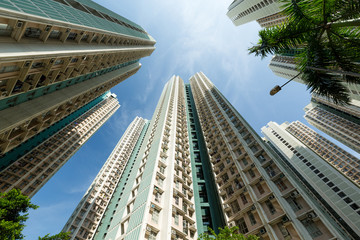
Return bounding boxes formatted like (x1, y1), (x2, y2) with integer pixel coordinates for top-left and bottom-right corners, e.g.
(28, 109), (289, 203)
(22, 0), (359, 238)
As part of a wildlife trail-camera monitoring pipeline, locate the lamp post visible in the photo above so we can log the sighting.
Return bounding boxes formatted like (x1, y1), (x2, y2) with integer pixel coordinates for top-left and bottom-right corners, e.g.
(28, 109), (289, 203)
(270, 72), (302, 96)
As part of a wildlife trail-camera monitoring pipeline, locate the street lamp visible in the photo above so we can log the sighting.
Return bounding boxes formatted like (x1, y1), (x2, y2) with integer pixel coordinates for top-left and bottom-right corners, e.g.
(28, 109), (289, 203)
(270, 72), (302, 96)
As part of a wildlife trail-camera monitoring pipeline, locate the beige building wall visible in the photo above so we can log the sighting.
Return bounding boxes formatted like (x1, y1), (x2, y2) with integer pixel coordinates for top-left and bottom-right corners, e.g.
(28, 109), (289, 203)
(304, 103), (360, 154)
(63, 117), (146, 240)
(0, 92), (119, 197)
(262, 121), (360, 238)
(0, 1), (155, 154)
(227, 0), (284, 27)
(285, 121), (359, 186)
(190, 72), (346, 239)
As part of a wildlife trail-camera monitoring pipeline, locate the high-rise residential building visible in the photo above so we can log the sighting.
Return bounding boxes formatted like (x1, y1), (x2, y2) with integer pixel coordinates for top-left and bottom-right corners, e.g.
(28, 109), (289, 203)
(63, 117), (147, 240)
(227, 0), (285, 27)
(284, 121), (360, 186)
(304, 99), (360, 154)
(64, 72), (360, 240)
(268, 54), (360, 103)
(0, 91), (119, 197)
(190, 72), (357, 240)
(262, 121), (360, 238)
(311, 94), (360, 118)
(0, 0), (155, 155)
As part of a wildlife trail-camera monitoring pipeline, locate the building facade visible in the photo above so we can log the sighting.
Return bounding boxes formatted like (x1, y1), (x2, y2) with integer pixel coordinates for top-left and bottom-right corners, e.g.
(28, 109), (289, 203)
(0, 0), (155, 155)
(227, 0), (284, 27)
(190, 72), (355, 240)
(304, 100), (360, 154)
(0, 91), (119, 197)
(285, 121), (359, 186)
(64, 73), (358, 240)
(268, 54), (360, 103)
(63, 117), (147, 240)
(262, 121), (360, 239)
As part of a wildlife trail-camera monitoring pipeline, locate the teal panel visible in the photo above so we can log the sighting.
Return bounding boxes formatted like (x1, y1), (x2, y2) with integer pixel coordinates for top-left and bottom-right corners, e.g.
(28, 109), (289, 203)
(0, 0), (150, 39)
(185, 84), (226, 235)
(94, 122), (149, 240)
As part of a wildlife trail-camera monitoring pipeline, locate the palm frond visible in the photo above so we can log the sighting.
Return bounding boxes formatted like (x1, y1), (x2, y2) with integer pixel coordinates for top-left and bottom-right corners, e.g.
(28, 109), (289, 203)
(332, 0), (360, 21)
(302, 70), (350, 104)
(248, 21), (311, 58)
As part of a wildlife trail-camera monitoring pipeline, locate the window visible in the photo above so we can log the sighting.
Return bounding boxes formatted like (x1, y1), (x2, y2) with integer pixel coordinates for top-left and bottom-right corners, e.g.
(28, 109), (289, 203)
(231, 200), (240, 212)
(301, 219), (323, 238)
(248, 169), (255, 178)
(287, 198), (303, 211)
(152, 209), (160, 223)
(149, 231), (157, 240)
(240, 194), (248, 205)
(265, 200), (276, 215)
(174, 214), (179, 225)
(338, 192), (346, 198)
(236, 218), (248, 234)
(277, 223), (290, 237)
(247, 211), (257, 225)
(350, 203), (359, 210)
(275, 179), (287, 191)
(256, 183), (265, 194)
(242, 158), (248, 166)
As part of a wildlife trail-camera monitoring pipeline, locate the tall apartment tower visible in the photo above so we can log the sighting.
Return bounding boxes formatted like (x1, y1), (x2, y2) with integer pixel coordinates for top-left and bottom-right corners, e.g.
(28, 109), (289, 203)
(0, 91), (119, 197)
(0, 0), (155, 156)
(304, 98), (360, 154)
(189, 72), (356, 240)
(227, 0), (285, 27)
(284, 121), (360, 186)
(268, 54), (360, 103)
(262, 121), (360, 238)
(63, 117), (148, 240)
(64, 73), (358, 240)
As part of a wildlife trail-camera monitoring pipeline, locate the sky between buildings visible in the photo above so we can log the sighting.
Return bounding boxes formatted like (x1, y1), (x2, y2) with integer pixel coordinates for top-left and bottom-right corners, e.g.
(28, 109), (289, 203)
(23, 0), (359, 238)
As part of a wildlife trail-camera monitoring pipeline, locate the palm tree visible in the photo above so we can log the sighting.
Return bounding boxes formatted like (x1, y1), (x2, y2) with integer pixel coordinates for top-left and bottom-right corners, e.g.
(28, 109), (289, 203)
(248, 0), (360, 104)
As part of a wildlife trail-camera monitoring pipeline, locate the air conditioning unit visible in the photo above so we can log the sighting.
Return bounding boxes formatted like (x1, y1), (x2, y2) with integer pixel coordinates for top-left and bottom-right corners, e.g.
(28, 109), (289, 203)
(24, 61), (31, 67)
(251, 163), (255, 168)
(45, 25), (51, 32)
(290, 191), (299, 198)
(250, 205), (256, 211)
(259, 228), (267, 235)
(282, 216), (289, 223)
(307, 212), (317, 219)
(16, 21), (23, 28)
(146, 226), (152, 232)
(268, 195), (275, 200)
(171, 230), (176, 235)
